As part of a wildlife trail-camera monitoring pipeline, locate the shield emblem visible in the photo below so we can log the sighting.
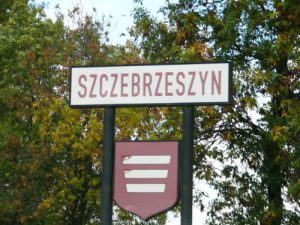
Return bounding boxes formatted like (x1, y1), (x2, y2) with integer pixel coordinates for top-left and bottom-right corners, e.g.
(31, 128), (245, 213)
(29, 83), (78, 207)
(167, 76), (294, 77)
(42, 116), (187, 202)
(114, 141), (179, 220)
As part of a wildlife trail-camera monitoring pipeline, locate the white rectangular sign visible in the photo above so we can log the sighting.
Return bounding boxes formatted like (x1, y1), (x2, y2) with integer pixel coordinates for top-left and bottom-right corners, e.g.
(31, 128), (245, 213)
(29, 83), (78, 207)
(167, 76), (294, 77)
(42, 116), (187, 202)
(70, 63), (232, 107)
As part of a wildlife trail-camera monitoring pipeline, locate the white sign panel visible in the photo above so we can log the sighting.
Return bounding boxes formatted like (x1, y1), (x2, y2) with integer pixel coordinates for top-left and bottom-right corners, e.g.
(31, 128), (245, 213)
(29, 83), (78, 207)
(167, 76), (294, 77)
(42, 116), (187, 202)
(70, 63), (232, 107)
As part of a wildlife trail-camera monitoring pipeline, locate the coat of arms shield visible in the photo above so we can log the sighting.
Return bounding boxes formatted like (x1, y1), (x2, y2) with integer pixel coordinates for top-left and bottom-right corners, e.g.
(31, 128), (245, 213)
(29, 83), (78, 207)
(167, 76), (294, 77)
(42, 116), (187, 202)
(114, 141), (179, 220)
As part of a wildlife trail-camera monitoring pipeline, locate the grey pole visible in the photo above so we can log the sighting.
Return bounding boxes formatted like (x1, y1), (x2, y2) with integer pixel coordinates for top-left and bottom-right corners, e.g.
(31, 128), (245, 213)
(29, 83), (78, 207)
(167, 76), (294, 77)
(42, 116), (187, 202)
(100, 107), (115, 225)
(181, 106), (195, 225)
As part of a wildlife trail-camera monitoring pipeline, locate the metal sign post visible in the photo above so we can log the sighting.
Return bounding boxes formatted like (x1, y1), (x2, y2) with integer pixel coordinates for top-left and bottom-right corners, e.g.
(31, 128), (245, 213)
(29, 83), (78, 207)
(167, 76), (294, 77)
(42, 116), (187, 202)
(100, 107), (115, 225)
(181, 106), (195, 225)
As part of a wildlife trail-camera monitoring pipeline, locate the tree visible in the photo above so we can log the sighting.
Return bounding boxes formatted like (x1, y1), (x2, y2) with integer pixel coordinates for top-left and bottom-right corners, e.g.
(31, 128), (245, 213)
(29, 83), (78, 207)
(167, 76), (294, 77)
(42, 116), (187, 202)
(0, 1), (107, 224)
(0, 1), (66, 223)
(0, 1), (169, 224)
(204, 1), (300, 224)
(131, 0), (300, 224)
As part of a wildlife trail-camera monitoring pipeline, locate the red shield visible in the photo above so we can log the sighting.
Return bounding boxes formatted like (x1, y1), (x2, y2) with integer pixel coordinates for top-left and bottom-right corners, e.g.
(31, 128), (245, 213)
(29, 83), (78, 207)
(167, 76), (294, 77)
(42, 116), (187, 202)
(114, 141), (179, 220)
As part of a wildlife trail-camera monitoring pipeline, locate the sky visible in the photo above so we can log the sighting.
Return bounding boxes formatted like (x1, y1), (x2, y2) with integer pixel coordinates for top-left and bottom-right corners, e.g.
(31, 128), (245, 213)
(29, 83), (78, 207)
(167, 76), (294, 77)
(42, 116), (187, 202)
(35, 0), (163, 45)
(34, 0), (212, 224)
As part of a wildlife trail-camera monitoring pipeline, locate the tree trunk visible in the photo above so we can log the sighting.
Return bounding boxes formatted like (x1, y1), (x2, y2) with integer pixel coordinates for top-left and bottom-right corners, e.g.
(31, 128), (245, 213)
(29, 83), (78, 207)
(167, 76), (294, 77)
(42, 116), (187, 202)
(261, 136), (283, 225)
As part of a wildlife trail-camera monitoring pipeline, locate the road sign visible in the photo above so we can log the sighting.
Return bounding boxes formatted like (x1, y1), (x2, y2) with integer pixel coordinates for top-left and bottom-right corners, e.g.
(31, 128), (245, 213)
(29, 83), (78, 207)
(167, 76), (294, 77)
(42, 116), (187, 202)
(70, 62), (232, 107)
(69, 62), (233, 225)
(114, 141), (179, 220)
